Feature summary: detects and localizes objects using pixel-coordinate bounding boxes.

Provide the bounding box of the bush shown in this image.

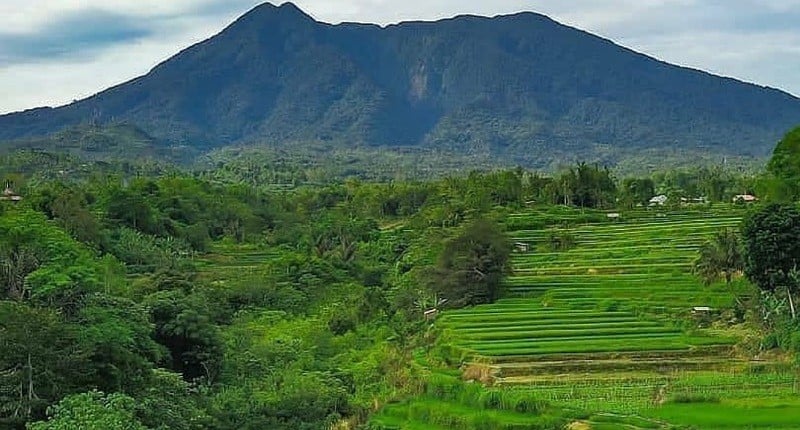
[478,390,504,409]
[669,394,721,404]
[547,231,576,251]
[511,395,548,414]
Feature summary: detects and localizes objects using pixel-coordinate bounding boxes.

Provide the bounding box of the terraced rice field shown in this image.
[196,243,282,282]
[442,208,744,365]
[436,206,800,426]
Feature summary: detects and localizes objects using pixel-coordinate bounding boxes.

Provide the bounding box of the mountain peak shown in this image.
[1,4,799,168]
[278,2,305,13]
[242,1,315,22]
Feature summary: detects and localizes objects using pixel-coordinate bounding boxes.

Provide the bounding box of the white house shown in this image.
[733,194,758,203]
[648,195,668,206]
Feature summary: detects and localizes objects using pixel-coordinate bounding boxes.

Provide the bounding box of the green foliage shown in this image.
[0,209,105,307]
[143,290,224,382]
[212,311,350,429]
[3,155,793,430]
[547,231,576,252]
[108,227,191,272]
[765,126,800,201]
[693,228,744,286]
[433,219,511,308]
[132,369,210,430]
[551,163,617,208]
[0,302,82,426]
[619,177,655,207]
[27,391,147,430]
[75,294,164,393]
[742,203,800,293]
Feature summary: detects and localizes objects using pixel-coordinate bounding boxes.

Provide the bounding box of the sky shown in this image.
[1,0,799,114]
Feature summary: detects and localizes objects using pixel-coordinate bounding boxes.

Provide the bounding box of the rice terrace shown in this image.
[372,206,800,429]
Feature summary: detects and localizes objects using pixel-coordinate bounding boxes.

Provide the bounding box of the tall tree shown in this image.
[693,228,744,304]
[620,178,656,208]
[764,126,800,202]
[0,302,83,425]
[432,219,511,308]
[742,203,800,318]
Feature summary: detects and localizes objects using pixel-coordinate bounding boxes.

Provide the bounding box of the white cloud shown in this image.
[0,0,797,114]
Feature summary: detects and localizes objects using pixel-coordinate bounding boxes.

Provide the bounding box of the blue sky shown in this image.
[1,0,798,114]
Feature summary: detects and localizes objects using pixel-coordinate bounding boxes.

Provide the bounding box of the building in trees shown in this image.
[1,182,22,202]
[732,194,758,203]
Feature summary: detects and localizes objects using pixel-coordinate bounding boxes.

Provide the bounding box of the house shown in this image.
[607,213,621,220]
[514,242,530,253]
[424,308,438,321]
[0,183,22,202]
[681,197,708,205]
[733,194,758,203]
[649,195,668,206]
[691,306,716,327]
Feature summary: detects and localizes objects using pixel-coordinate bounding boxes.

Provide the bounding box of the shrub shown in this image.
[669,394,720,404]
[547,231,576,251]
[478,390,504,409]
[511,395,548,414]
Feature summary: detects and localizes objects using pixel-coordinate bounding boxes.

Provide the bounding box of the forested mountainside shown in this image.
[1,2,799,168]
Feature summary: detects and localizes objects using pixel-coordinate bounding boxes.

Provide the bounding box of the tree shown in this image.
[742,203,800,318]
[144,290,224,383]
[0,302,83,425]
[27,391,147,430]
[0,210,105,307]
[432,219,511,308]
[133,369,210,430]
[764,126,800,202]
[552,163,617,208]
[693,228,744,304]
[0,239,41,301]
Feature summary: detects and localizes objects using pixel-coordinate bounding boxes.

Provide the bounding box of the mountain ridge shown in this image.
[1,2,799,168]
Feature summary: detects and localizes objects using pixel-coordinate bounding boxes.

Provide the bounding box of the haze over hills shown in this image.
[1,2,799,168]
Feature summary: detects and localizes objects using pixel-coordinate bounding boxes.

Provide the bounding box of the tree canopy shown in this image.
[694,228,744,287]
[432,219,511,308]
[764,126,800,202]
[742,203,800,293]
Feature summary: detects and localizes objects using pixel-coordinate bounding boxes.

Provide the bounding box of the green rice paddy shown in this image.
[413,205,800,429]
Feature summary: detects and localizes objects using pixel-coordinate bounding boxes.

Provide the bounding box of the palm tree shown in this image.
[693,228,744,303]
[0,244,40,300]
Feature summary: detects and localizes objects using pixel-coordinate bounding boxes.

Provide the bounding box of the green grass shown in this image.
[369,397,569,430]
[642,397,800,429]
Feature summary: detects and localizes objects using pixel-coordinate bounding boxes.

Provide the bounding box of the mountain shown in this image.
[2,2,800,168]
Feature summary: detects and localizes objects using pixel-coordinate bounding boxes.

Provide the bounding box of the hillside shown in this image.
[1,2,800,167]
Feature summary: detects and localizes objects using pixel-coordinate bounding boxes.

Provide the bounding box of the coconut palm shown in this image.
[693,228,744,303]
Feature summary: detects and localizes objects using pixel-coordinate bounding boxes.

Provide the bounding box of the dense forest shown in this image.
[0,126,799,429]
